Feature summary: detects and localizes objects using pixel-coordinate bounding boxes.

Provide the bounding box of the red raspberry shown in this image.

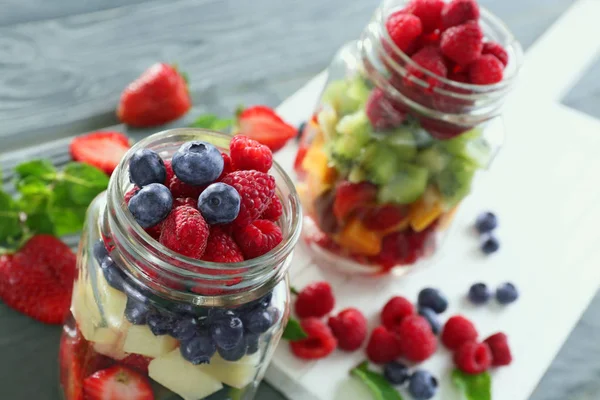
[328,308,368,351]
[173,197,198,208]
[165,160,205,199]
[441,315,478,350]
[159,205,209,259]
[229,135,273,173]
[442,0,480,30]
[125,187,139,203]
[385,11,423,53]
[290,318,337,360]
[408,46,448,85]
[381,296,415,331]
[482,41,508,67]
[366,325,402,364]
[448,70,470,83]
[261,194,283,221]
[295,281,335,319]
[440,21,483,66]
[234,219,282,259]
[218,152,233,180]
[220,170,276,227]
[454,341,492,374]
[119,354,152,374]
[395,315,437,362]
[365,88,407,131]
[405,0,444,33]
[469,54,504,85]
[201,226,244,263]
[484,332,513,366]
[145,224,163,240]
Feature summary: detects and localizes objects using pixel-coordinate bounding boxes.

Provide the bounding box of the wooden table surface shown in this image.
[1,0,598,399]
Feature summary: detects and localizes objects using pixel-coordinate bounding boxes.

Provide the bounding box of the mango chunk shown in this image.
[335,218,382,256]
[409,195,444,232]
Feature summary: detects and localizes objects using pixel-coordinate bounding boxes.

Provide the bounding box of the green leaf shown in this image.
[290,286,300,296]
[59,162,109,206]
[451,369,491,400]
[350,362,404,400]
[14,160,56,181]
[25,212,55,235]
[210,118,233,131]
[0,191,23,243]
[282,318,308,341]
[189,114,233,131]
[49,206,87,237]
[15,176,52,197]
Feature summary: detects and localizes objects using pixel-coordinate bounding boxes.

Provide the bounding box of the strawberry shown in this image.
[83,366,153,400]
[119,354,152,375]
[69,131,130,175]
[235,106,297,152]
[360,204,410,232]
[333,181,377,223]
[0,235,76,324]
[117,63,191,127]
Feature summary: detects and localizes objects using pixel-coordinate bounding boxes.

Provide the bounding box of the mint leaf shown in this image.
[14,160,56,181]
[282,318,308,341]
[0,191,22,243]
[16,176,52,197]
[60,162,109,206]
[25,212,55,235]
[451,369,491,400]
[210,118,233,131]
[351,362,403,400]
[190,114,233,131]
[49,207,87,237]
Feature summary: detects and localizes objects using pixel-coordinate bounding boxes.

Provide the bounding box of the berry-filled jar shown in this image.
[295,0,522,274]
[59,129,301,400]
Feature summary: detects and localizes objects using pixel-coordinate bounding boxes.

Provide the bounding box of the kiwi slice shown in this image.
[377,164,429,205]
[321,77,370,116]
[383,128,418,161]
[361,143,400,185]
[347,164,368,183]
[434,158,477,207]
[416,146,450,174]
[438,128,492,168]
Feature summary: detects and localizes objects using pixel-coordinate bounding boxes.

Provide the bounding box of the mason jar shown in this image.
[295,0,522,275]
[59,129,301,400]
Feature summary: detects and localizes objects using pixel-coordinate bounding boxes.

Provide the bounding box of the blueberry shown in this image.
[260,292,273,308]
[296,121,306,142]
[102,259,125,291]
[496,282,519,305]
[417,288,448,314]
[171,141,224,186]
[383,361,409,385]
[128,183,173,228]
[210,313,244,351]
[122,282,151,305]
[481,233,500,254]
[180,334,216,365]
[245,333,260,355]
[129,148,167,187]
[242,308,274,334]
[93,240,108,263]
[475,211,498,234]
[418,307,441,335]
[408,370,438,400]
[217,338,247,362]
[198,183,241,224]
[171,317,199,341]
[147,312,176,336]
[125,298,151,325]
[468,283,491,305]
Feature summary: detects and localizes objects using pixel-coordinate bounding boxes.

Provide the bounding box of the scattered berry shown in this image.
[385,11,423,53]
[408,46,448,84]
[128,183,173,228]
[261,194,283,221]
[454,341,492,374]
[128,148,166,187]
[475,211,498,233]
[290,318,337,360]
[117,63,191,128]
[408,370,438,400]
[124,298,151,325]
[405,0,444,33]
[210,312,244,351]
[83,366,153,400]
[395,315,437,362]
[119,354,152,375]
[328,308,368,351]
[366,325,402,364]
[235,106,297,152]
[201,226,244,263]
[69,131,130,175]
[234,219,283,259]
[230,135,273,173]
[484,332,513,366]
[482,41,509,67]
[172,141,224,186]
[441,0,480,29]
[496,282,518,304]
[180,335,216,365]
[480,233,500,254]
[440,21,483,66]
[468,283,491,305]
[365,88,406,131]
[441,315,478,350]
[417,287,448,314]
[220,170,276,227]
[381,296,415,331]
[418,307,442,334]
[469,54,504,84]
[159,205,209,259]
[384,361,410,385]
[198,182,241,225]
[295,281,335,319]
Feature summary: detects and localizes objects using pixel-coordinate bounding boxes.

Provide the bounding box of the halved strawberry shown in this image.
[119,354,152,375]
[332,181,377,223]
[360,204,410,232]
[235,106,297,152]
[69,131,130,175]
[83,366,153,400]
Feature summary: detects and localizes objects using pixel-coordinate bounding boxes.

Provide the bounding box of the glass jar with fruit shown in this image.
[295,0,522,274]
[59,129,301,400]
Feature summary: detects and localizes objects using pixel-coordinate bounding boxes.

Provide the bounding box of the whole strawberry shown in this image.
[117,63,191,127]
[295,281,335,318]
[159,205,209,259]
[328,308,368,351]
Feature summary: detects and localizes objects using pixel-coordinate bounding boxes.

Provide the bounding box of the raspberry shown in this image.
[395,315,437,362]
[405,0,444,33]
[441,0,480,29]
[328,308,368,351]
[173,197,197,208]
[220,170,276,227]
[261,194,283,221]
[385,11,423,53]
[159,205,209,259]
[125,187,139,203]
[454,341,492,374]
[469,54,504,85]
[234,219,283,259]
[145,224,163,240]
[218,152,233,180]
[366,325,402,364]
[165,160,205,199]
[482,41,508,67]
[381,296,415,331]
[448,70,470,83]
[229,135,273,173]
[441,315,478,350]
[201,226,244,263]
[365,88,407,131]
[440,21,483,66]
[484,332,513,366]
[295,281,335,319]
[408,46,448,85]
[290,318,337,360]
